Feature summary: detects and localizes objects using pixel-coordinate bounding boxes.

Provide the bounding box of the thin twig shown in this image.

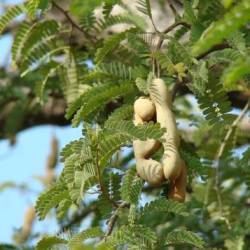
[168,0,179,17]
[152,21,190,77]
[51,1,88,37]
[156,21,190,50]
[214,98,250,227]
[105,202,129,237]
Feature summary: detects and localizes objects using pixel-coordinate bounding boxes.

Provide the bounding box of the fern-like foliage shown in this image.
[104,224,157,249]
[104,120,166,141]
[20,20,60,58]
[189,62,233,126]
[34,61,61,102]
[95,29,131,63]
[192,0,250,56]
[164,229,205,249]
[137,0,154,28]
[56,198,72,219]
[120,168,143,204]
[11,22,31,64]
[98,133,132,168]
[68,227,103,248]
[83,62,135,82]
[26,0,40,19]
[68,82,136,126]
[105,104,133,125]
[0,4,24,34]
[139,198,188,217]
[35,181,70,220]
[222,56,250,90]
[36,236,67,250]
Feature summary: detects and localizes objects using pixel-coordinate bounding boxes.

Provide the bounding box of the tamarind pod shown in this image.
[134,97,156,122]
[149,78,182,180]
[136,158,165,186]
[22,206,36,241]
[133,106,164,185]
[168,161,187,202]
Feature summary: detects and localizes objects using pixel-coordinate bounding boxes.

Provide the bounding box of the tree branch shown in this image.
[105,202,129,237]
[59,204,97,233]
[51,1,89,38]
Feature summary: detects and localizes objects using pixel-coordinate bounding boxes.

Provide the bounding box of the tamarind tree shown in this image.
[1,0,250,249]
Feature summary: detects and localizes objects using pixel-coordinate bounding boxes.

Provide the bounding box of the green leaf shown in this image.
[192,0,250,56]
[21,20,60,57]
[21,45,68,77]
[83,62,134,82]
[34,61,61,102]
[56,198,71,219]
[11,22,32,64]
[35,182,70,220]
[105,104,134,126]
[69,82,136,126]
[98,133,132,168]
[104,120,166,141]
[137,0,152,19]
[26,0,40,19]
[120,168,143,204]
[36,236,67,250]
[95,30,128,63]
[140,198,188,217]
[164,230,205,249]
[104,224,157,249]
[0,4,24,34]
[68,227,103,248]
[222,56,250,90]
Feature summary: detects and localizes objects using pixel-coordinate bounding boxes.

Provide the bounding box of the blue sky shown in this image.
[0,0,84,244]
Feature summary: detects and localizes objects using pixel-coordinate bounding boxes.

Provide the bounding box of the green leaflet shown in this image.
[11,22,32,64]
[34,61,61,103]
[35,182,70,220]
[104,120,166,141]
[36,236,67,250]
[164,230,205,249]
[190,62,233,126]
[60,138,84,162]
[192,0,250,56]
[137,0,152,20]
[97,14,139,31]
[62,139,96,203]
[21,44,68,77]
[56,198,71,219]
[0,4,24,34]
[69,82,136,126]
[26,0,40,19]
[20,20,60,57]
[63,51,81,104]
[120,168,143,204]
[105,104,133,126]
[98,133,132,168]
[68,227,103,248]
[104,224,157,249]
[183,0,197,25]
[239,147,250,191]
[139,198,188,217]
[180,149,208,177]
[83,62,134,82]
[95,31,128,63]
[222,56,250,90]
[80,10,96,32]
[151,51,175,75]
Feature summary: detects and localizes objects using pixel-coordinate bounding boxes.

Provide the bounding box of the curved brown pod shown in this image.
[133,78,187,201]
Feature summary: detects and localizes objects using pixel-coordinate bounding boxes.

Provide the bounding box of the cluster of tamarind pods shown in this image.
[133,78,187,202]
